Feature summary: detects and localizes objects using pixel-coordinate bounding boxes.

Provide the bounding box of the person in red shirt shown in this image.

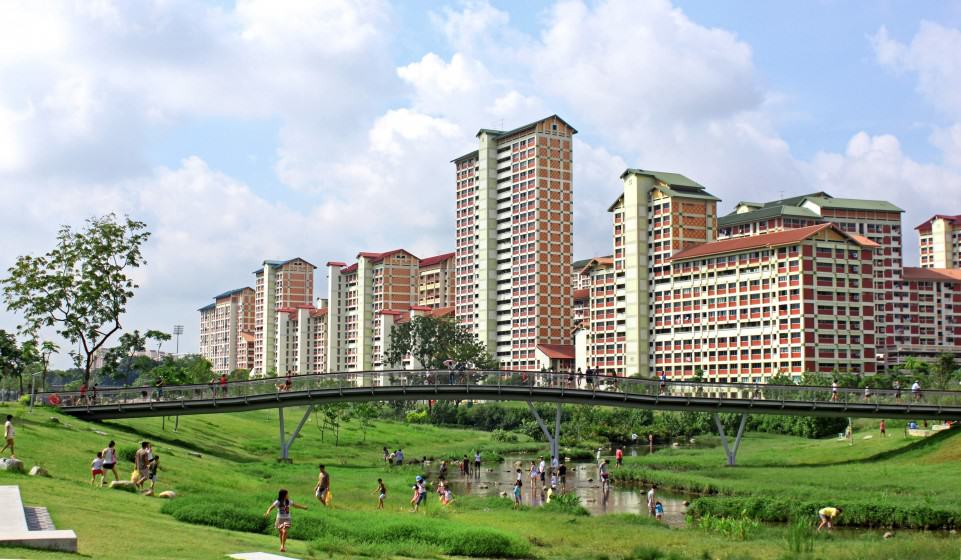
[615,448,624,468]
[219,374,228,396]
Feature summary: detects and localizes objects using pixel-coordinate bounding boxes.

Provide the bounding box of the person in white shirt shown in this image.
[911,381,922,402]
[91,451,105,486]
[538,457,546,486]
[1,415,14,457]
[101,441,119,481]
[646,484,657,515]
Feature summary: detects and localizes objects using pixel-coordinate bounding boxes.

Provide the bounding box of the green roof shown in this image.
[718,205,824,228]
[475,114,578,139]
[761,192,832,208]
[451,149,478,163]
[619,169,720,201]
[803,196,904,213]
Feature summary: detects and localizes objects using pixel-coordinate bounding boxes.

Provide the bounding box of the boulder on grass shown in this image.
[49,417,60,424]
[158,490,177,499]
[28,465,50,477]
[109,480,138,492]
[0,458,24,472]
[883,532,894,539]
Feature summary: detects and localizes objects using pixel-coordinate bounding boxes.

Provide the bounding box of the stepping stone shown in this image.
[229,553,296,559]
[28,466,50,477]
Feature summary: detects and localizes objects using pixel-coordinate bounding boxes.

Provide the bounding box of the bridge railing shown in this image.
[33,370,961,411]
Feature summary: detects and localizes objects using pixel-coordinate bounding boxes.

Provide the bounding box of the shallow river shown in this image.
[444,452,689,527]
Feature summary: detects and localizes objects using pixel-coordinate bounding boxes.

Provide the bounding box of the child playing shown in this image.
[91,451,105,486]
[512,480,522,509]
[655,501,664,521]
[375,478,387,509]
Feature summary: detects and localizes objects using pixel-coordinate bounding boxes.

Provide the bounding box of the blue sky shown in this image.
[2,0,961,364]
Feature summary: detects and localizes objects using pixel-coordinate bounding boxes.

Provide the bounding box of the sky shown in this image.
[2,0,961,367]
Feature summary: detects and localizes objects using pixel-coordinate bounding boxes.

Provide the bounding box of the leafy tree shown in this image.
[902,357,929,379]
[1,214,150,385]
[0,329,26,394]
[147,355,213,386]
[229,368,250,381]
[99,330,148,383]
[145,330,171,355]
[349,402,383,443]
[384,315,497,370]
[932,353,958,391]
[315,402,350,445]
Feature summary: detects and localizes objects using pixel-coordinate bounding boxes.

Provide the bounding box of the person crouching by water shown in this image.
[264,488,307,553]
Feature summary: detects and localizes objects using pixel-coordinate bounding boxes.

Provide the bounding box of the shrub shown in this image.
[695,512,759,540]
[785,518,815,554]
[492,429,519,443]
[18,395,30,406]
[405,409,429,424]
[540,492,589,516]
[117,446,139,464]
[163,501,268,533]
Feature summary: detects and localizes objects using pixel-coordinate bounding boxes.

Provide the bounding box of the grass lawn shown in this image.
[1,404,959,559]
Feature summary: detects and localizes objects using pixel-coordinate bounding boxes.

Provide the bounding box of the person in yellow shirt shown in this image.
[817,506,842,532]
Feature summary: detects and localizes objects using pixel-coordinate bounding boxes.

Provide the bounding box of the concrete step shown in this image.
[24,506,56,531]
[0,485,77,553]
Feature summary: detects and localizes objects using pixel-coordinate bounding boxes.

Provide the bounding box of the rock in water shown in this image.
[28,465,50,477]
[0,458,24,472]
[109,480,138,492]
[158,490,177,499]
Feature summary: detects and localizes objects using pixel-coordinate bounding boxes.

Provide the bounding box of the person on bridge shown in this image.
[219,373,228,396]
[831,381,839,401]
[314,464,330,506]
[911,380,923,401]
[1,415,15,458]
[816,506,842,532]
[264,488,307,553]
[893,380,902,403]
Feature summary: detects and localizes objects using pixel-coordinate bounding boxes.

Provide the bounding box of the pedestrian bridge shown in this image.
[39,371,961,466]
[40,370,961,421]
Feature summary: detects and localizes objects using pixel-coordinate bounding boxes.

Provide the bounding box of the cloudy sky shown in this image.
[2,0,961,365]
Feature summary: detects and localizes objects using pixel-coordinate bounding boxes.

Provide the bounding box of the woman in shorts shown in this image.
[264,488,307,552]
[101,441,119,481]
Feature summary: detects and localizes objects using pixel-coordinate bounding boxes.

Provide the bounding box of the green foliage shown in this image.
[383,315,497,369]
[491,429,519,443]
[1,213,151,384]
[752,415,847,439]
[932,353,958,391]
[18,394,30,405]
[0,329,28,394]
[629,546,687,560]
[540,492,589,516]
[161,500,269,533]
[785,518,815,554]
[689,496,961,529]
[117,446,139,464]
[348,402,382,442]
[405,409,429,424]
[315,402,349,445]
[695,512,759,540]
[148,354,214,386]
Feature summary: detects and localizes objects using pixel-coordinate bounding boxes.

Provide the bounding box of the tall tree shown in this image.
[384,315,497,369]
[0,330,26,394]
[932,353,958,391]
[145,329,171,355]
[1,214,150,385]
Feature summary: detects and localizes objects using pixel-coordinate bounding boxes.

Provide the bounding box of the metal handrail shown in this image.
[35,369,961,411]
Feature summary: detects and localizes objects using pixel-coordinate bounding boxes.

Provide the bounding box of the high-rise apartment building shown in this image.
[275,300,328,375]
[453,115,576,370]
[887,267,961,367]
[917,214,961,268]
[653,224,878,380]
[252,258,315,376]
[198,287,255,375]
[417,252,455,308]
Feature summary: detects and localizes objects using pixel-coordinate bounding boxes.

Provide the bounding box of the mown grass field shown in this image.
[1,404,959,559]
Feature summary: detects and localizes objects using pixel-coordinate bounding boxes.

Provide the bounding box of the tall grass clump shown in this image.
[785,518,815,554]
[540,492,589,516]
[695,512,759,541]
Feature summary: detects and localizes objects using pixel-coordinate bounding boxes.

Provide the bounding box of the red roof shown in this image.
[309,308,328,317]
[671,223,873,261]
[326,261,347,267]
[577,256,614,275]
[240,331,255,343]
[358,249,418,262]
[573,288,589,300]
[915,214,961,231]
[409,305,433,312]
[536,344,576,360]
[848,234,880,248]
[902,267,961,282]
[379,310,405,316]
[420,252,455,267]
[341,264,358,274]
[429,306,454,318]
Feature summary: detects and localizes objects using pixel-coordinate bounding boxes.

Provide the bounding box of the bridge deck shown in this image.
[39,371,961,422]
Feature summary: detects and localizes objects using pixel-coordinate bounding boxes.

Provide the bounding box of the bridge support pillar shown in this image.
[713,413,747,466]
[527,402,561,461]
[278,406,314,463]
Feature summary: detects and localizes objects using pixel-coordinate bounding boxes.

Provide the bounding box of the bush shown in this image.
[785,518,815,554]
[18,395,30,406]
[117,446,139,464]
[161,501,268,533]
[492,429,519,443]
[689,496,961,529]
[695,512,759,540]
[405,409,429,424]
[540,492,589,516]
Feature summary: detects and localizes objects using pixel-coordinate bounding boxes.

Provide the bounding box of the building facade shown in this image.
[418,252,455,308]
[653,224,878,381]
[252,258,315,376]
[917,214,961,269]
[198,287,255,375]
[886,267,961,367]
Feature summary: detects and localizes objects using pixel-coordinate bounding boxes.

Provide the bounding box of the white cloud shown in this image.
[871,22,961,120]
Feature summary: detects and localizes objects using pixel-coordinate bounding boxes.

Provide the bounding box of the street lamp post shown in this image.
[173,325,184,356]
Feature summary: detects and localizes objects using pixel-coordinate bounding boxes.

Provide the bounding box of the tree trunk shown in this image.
[84,352,93,386]
[17,372,23,396]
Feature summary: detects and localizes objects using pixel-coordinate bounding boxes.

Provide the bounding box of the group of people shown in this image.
[262,464,331,553]
[830,379,924,402]
[88,439,159,492]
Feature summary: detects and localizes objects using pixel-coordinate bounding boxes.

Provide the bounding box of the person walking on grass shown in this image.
[410,476,428,512]
[101,441,119,481]
[880,419,887,437]
[146,454,159,494]
[91,451,105,486]
[1,415,15,458]
[264,488,307,553]
[817,506,842,532]
[314,464,330,506]
[375,478,387,509]
[134,441,151,488]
